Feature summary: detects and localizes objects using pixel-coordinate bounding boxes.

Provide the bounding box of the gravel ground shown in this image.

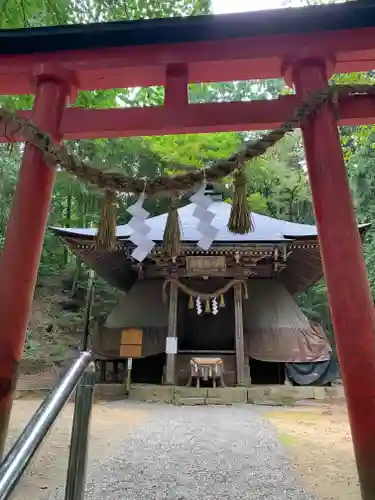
[50,403,315,500]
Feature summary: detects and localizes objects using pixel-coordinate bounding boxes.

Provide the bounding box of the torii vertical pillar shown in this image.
[288,57,375,500]
[0,65,75,458]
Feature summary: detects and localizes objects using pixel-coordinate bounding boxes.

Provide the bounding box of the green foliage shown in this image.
[147,132,241,169]
[0,0,71,29]
[189,79,285,103]
[244,134,313,222]
[0,0,211,29]
[23,329,40,359]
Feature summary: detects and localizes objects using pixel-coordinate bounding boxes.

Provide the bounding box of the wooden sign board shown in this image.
[120,328,143,358]
[165,337,178,354]
[121,328,142,345]
[120,345,142,358]
[186,256,226,275]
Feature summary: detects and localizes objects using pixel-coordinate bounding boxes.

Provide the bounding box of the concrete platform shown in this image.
[94,383,127,401]
[17,383,344,405]
[123,384,345,406]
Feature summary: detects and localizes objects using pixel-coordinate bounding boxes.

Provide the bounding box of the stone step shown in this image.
[176,397,205,406]
[205,397,227,405]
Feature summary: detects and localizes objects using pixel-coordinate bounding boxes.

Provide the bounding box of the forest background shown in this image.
[0,0,373,364]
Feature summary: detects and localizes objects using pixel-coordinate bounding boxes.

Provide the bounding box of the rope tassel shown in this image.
[204,299,211,314]
[95,189,117,251]
[188,295,194,310]
[162,196,181,258]
[228,163,254,235]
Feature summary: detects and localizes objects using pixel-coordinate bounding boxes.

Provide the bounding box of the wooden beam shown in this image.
[234,282,247,386]
[294,59,375,500]
[0,27,373,95]
[1,94,374,142]
[164,280,178,385]
[141,269,268,279]
[0,72,71,458]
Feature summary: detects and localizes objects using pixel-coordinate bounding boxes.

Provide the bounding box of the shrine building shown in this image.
[52,187,366,387]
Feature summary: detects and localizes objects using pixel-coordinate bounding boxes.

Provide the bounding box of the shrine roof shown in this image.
[51,200,369,295]
[0,2,373,55]
[51,200,321,244]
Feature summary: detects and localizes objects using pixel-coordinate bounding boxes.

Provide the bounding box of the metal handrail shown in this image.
[64,362,96,500]
[0,351,94,500]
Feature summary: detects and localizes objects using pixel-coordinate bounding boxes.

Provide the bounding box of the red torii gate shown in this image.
[0,2,375,498]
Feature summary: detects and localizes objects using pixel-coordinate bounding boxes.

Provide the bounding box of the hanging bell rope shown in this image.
[162,195,181,258]
[95,189,118,251]
[228,155,254,235]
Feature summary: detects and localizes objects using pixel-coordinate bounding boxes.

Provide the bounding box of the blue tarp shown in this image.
[286,356,339,386]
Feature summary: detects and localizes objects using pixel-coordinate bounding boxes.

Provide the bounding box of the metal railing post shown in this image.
[64,361,96,500]
[0,351,92,500]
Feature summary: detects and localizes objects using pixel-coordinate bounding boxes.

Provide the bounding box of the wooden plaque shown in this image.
[121,328,143,345]
[186,256,226,274]
[120,328,143,358]
[120,345,142,358]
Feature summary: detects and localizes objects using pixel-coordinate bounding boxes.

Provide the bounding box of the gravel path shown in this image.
[51,403,315,500]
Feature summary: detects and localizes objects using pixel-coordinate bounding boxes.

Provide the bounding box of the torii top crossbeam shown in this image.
[0,2,374,91]
[0,2,375,141]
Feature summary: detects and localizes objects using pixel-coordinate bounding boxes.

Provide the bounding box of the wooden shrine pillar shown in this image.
[0,65,75,458]
[288,57,375,500]
[234,283,246,386]
[164,281,178,385]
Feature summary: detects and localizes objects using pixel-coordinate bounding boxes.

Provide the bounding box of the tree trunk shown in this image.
[63,188,72,266]
[71,194,88,296]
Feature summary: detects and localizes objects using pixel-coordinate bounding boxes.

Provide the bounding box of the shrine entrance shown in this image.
[131,353,166,385]
[249,359,286,386]
[176,287,236,387]
[178,289,235,352]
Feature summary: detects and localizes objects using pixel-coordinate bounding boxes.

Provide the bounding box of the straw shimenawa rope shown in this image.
[162,277,249,304]
[228,154,254,234]
[162,195,181,258]
[0,84,374,197]
[95,189,118,250]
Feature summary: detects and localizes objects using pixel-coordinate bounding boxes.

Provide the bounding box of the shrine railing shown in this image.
[0,351,95,500]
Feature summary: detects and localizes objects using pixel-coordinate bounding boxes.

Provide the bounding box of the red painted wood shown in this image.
[292,59,375,500]
[164,64,189,108]
[0,94,374,142]
[0,28,373,94]
[0,69,72,457]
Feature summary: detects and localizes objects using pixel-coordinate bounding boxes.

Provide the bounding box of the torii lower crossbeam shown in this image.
[0,94,374,141]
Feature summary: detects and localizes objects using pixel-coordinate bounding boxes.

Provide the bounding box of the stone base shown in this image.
[127,384,345,406]
[247,385,345,405]
[128,385,174,403]
[94,383,127,401]
[14,383,346,406]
